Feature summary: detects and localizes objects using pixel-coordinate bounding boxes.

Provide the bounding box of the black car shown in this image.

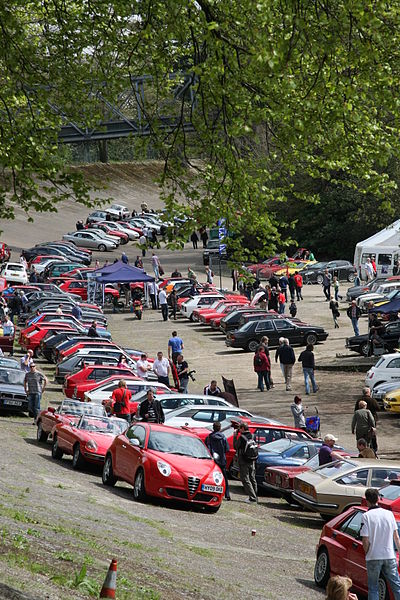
[301,260,356,284]
[345,320,400,356]
[219,308,268,333]
[346,277,389,302]
[203,240,229,266]
[55,354,122,383]
[0,368,28,414]
[42,334,95,362]
[225,318,328,352]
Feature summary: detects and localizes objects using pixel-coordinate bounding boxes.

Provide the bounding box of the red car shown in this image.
[198,303,248,325]
[86,222,129,244]
[52,415,128,468]
[58,340,118,362]
[0,242,11,263]
[186,419,313,472]
[102,422,225,512]
[36,398,106,442]
[117,221,143,236]
[264,450,352,504]
[359,479,400,512]
[63,364,137,399]
[191,299,246,322]
[314,505,400,598]
[19,323,77,354]
[247,256,305,279]
[59,279,119,303]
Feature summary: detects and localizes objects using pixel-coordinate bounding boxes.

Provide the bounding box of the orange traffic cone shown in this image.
[99,558,117,598]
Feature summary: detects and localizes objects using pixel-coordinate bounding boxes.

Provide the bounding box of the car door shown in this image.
[384,357,400,381]
[327,262,338,278]
[255,320,274,342]
[274,319,299,343]
[384,322,400,347]
[329,510,366,591]
[333,468,369,512]
[118,425,147,483]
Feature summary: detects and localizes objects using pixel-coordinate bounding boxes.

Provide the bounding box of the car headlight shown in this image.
[212,471,224,485]
[85,439,98,451]
[157,460,171,477]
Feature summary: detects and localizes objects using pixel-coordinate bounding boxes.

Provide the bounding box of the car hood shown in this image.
[0,384,26,395]
[267,465,309,476]
[147,450,215,477]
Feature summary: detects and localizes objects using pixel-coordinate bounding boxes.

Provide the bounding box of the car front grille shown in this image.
[165,488,188,500]
[193,492,213,503]
[187,476,200,495]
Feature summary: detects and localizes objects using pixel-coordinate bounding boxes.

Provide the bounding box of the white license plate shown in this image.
[201,484,223,493]
[4,399,22,406]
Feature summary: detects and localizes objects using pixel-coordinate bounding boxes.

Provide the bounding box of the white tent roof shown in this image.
[356,219,400,249]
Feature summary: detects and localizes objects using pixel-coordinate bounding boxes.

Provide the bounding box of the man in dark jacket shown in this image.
[355,387,380,453]
[87,321,99,337]
[347,300,362,335]
[253,345,271,391]
[288,274,296,301]
[139,389,165,423]
[351,400,375,444]
[298,344,318,394]
[233,422,258,503]
[205,422,230,500]
[275,338,296,391]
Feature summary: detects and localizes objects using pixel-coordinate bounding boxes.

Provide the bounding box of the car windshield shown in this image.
[303,454,321,469]
[61,401,105,416]
[379,484,400,500]
[259,438,295,453]
[78,416,127,433]
[0,369,26,385]
[316,459,357,478]
[148,431,211,459]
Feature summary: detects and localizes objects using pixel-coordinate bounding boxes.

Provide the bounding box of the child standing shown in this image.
[289,300,297,318]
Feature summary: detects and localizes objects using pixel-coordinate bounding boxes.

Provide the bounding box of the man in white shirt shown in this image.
[158,288,168,321]
[136,353,151,379]
[149,281,158,310]
[139,234,146,257]
[2,316,15,355]
[152,351,170,387]
[361,487,400,600]
[365,258,374,281]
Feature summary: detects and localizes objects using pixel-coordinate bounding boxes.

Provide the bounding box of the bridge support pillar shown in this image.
[98,140,108,163]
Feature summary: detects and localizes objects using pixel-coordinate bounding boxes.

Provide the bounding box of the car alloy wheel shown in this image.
[314,548,330,587]
[98,244,106,252]
[348,273,355,282]
[305,333,317,345]
[316,274,323,285]
[72,445,84,470]
[102,455,117,486]
[247,340,259,353]
[133,469,146,502]
[36,421,48,443]
[360,341,370,357]
[52,436,63,460]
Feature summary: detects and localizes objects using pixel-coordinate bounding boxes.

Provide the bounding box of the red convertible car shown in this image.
[192,300,248,323]
[57,340,117,362]
[247,256,306,279]
[36,398,106,442]
[264,450,352,504]
[314,505,400,598]
[20,323,76,354]
[63,364,137,399]
[102,423,225,512]
[52,415,128,469]
[198,303,248,325]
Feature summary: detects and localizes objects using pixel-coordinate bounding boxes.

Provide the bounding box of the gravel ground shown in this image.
[0,182,395,599]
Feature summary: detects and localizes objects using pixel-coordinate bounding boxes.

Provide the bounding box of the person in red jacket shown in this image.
[293,271,303,301]
[111,380,132,423]
[253,345,271,391]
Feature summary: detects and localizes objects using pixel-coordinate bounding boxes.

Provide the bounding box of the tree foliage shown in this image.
[2,1,400,256]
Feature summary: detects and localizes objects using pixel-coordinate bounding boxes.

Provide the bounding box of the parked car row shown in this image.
[246,255,357,284]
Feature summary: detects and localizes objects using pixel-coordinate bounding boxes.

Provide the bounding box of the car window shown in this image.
[191,410,214,422]
[253,428,284,445]
[340,510,364,539]
[371,468,400,488]
[387,358,400,369]
[292,446,310,458]
[206,398,222,406]
[161,398,189,410]
[126,425,146,447]
[274,320,292,330]
[336,469,369,487]
[379,483,400,500]
[255,320,274,332]
[378,254,392,266]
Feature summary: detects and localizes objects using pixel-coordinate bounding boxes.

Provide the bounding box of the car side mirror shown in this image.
[69,421,75,427]
[48,407,55,414]
[129,438,140,447]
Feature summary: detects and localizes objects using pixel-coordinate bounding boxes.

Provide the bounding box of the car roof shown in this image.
[140,422,206,439]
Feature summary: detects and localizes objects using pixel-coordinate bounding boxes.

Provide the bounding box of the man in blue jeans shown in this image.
[361,487,400,600]
[298,344,318,394]
[347,300,362,336]
[24,363,48,423]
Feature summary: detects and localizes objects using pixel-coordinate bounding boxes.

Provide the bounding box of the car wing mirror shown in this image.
[48,407,56,414]
[129,438,140,447]
[69,421,75,426]
[213,452,220,461]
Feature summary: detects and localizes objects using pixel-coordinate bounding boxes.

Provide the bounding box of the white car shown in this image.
[133,392,232,415]
[366,353,400,388]
[107,204,130,220]
[34,257,67,274]
[357,283,400,310]
[180,294,224,320]
[83,378,169,403]
[163,405,261,428]
[0,262,28,284]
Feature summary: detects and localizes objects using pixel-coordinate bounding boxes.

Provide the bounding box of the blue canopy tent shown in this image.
[92,261,155,306]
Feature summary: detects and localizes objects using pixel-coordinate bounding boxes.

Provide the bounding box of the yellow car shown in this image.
[383,389,400,413]
[275,260,315,276]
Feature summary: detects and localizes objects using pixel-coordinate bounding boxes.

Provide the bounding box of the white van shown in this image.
[354,220,400,279]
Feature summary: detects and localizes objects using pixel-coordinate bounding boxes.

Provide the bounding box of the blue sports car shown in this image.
[231,438,344,487]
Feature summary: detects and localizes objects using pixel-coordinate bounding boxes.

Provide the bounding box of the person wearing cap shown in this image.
[347,300,362,336]
[24,363,48,423]
[20,349,34,373]
[318,434,342,466]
